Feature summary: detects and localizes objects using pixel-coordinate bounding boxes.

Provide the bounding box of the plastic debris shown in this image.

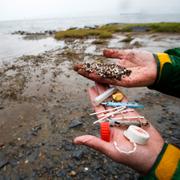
[82,62,131,80]
[94,87,117,105]
[112,92,123,102]
[101,102,144,108]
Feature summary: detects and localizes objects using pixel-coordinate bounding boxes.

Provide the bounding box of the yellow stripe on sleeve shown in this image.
[155,144,180,180]
[157,53,172,77]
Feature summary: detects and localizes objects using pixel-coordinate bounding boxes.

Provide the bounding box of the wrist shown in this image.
[142,143,180,179]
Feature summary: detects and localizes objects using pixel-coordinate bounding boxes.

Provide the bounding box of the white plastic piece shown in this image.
[98,106,126,117]
[121,109,135,114]
[93,107,126,124]
[93,87,117,105]
[112,116,144,120]
[90,106,122,116]
[113,140,137,154]
[123,125,150,145]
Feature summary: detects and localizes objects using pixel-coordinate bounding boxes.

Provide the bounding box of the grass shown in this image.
[92,39,107,45]
[55,29,113,39]
[120,22,180,33]
[55,22,180,40]
[121,35,133,42]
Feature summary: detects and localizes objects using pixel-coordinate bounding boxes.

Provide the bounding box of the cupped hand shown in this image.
[74,49,157,87]
[74,83,164,175]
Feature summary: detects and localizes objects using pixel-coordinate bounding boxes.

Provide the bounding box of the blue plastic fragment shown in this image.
[101,102,144,108]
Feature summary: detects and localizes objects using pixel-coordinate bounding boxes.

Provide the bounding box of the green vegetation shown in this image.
[121,35,133,42]
[55,28,113,39]
[119,22,180,33]
[92,39,107,45]
[55,22,180,40]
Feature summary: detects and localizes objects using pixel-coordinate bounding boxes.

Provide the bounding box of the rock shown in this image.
[69,119,82,128]
[27,148,40,162]
[0,143,5,149]
[31,124,42,136]
[121,36,133,43]
[130,38,143,47]
[56,170,66,177]
[84,167,89,171]
[72,149,84,160]
[61,140,75,151]
[69,170,76,176]
[0,152,8,169]
[9,159,18,166]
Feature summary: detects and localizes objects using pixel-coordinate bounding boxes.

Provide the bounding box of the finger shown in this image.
[73,64,83,72]
[95,83,115,115]
[103,49,129,59]
[74,135,114,156]
[88,86,106,118]
[104,49,140,66]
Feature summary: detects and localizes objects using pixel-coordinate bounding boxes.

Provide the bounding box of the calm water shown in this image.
[0,14,180,62]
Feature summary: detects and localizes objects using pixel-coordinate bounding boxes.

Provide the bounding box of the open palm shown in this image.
[74,49,157,87]
[74,83,164,174]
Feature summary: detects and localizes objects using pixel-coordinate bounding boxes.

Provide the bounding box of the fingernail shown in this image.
[74,137,82,145]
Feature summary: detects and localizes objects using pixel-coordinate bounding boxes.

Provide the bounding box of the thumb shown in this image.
[74,135,113,155]
[103,49,127,59]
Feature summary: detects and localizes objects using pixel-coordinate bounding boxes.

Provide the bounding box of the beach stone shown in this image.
[69,119,82,128]
[69,170,76,176]
[56,170,66,177]
[61,140,75,151]
[72,149,84,160]
[0,152,8,169]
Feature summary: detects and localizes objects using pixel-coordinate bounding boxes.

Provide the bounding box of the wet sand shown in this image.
[0,32,180,179]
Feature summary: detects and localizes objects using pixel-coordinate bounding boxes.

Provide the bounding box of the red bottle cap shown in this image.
[100,122,110,142]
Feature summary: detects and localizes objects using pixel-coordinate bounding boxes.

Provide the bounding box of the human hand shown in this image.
[74,83,164,174]
[74,49,157,87]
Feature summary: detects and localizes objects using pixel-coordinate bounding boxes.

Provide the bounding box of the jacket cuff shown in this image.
[149,53,172,88]
[142,143,180,179]
[148,53,175,96]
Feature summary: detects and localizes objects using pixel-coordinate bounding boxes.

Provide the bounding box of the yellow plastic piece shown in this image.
[112,92,123,102]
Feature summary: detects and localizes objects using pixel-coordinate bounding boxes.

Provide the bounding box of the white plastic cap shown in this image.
[123,125,150,145]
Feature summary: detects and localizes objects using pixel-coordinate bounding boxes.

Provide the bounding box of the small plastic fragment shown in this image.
[94,87,117,105]
[112,92,123,102]
[82,62,132,80]
[100,122,111,142]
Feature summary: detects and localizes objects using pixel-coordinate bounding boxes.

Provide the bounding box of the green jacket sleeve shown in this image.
[140,143,180,180]
[148,48,180,97]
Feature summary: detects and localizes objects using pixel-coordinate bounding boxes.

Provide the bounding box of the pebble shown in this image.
[72,149,84,160]
[69,170,76,176]
[69,119,83,128]
[0,152,8,169]
[31,124,42,136]
[0,144,5,149]
[24,160,29,164]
